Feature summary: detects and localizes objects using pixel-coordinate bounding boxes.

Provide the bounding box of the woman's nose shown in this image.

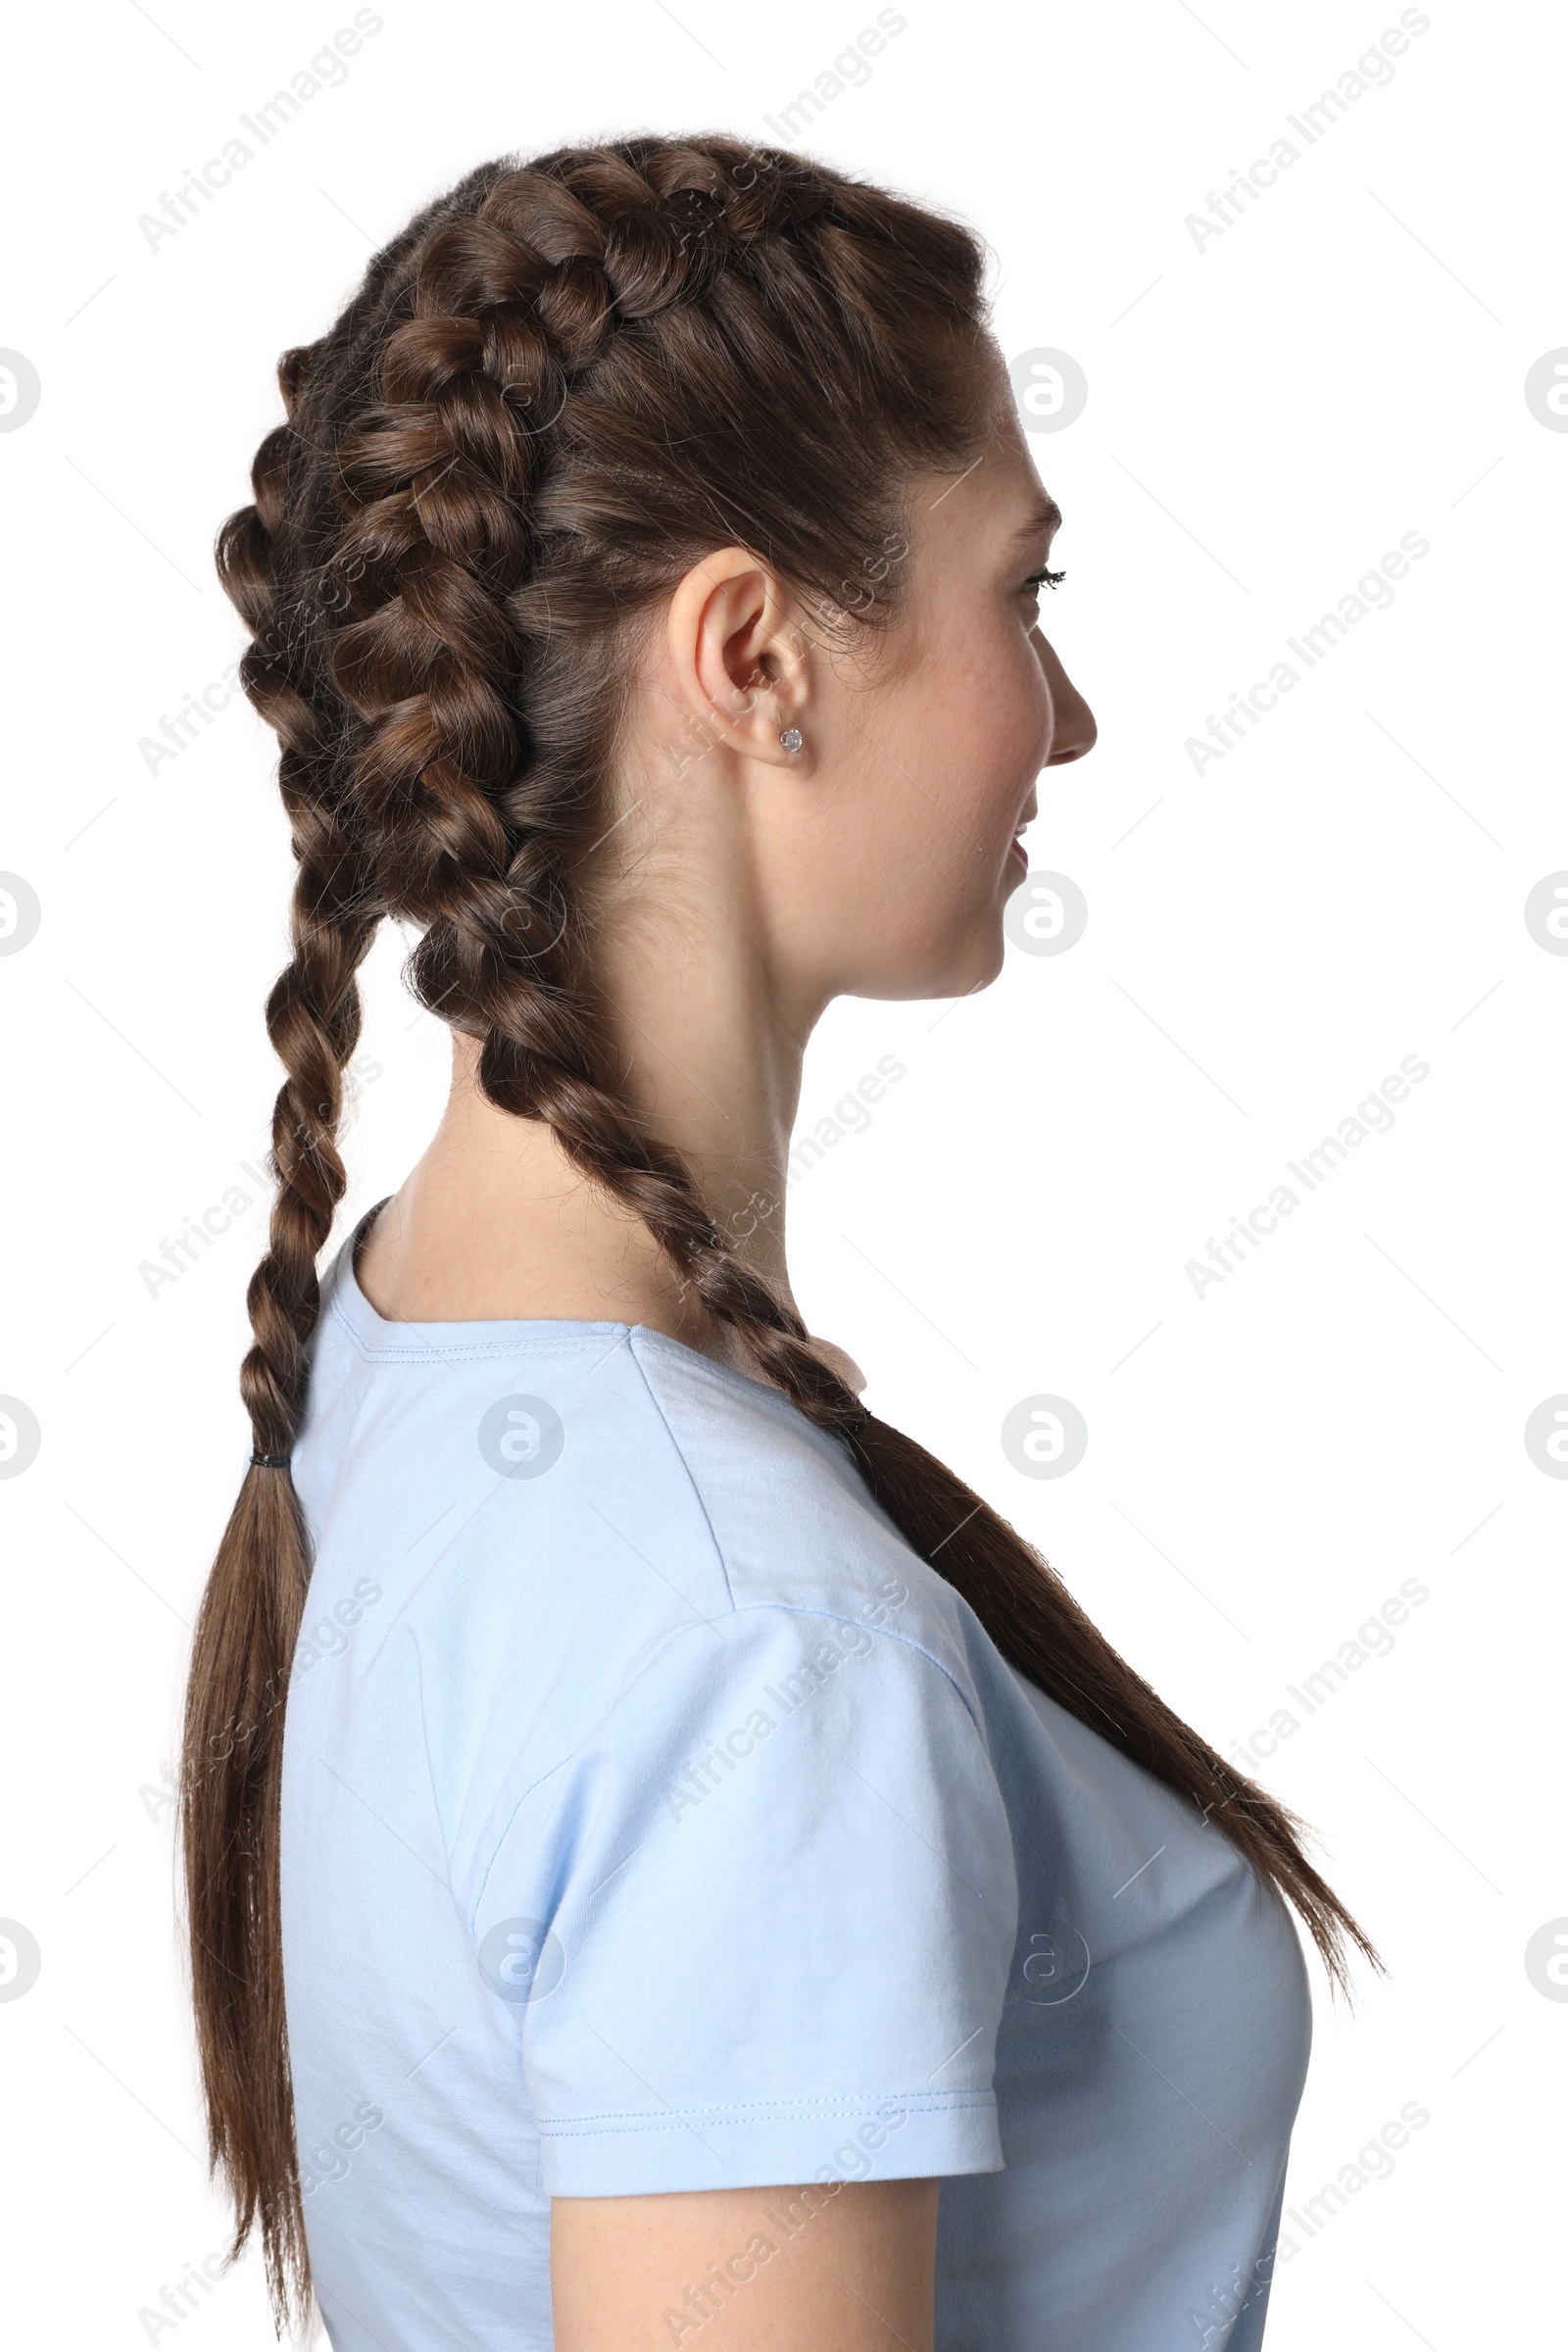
[1039,634,1097,764]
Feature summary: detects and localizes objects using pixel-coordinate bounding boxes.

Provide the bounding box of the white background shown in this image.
[1,0,1563,2343]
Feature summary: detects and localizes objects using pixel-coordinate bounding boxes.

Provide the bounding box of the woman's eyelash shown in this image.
[1023,566,1065,592]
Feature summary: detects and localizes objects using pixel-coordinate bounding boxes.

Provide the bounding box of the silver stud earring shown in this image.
[779,728,804,754]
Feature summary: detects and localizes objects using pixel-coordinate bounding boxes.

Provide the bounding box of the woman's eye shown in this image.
[1022,566,1066,596]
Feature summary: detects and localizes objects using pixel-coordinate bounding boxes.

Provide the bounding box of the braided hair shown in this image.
[182,135,1378,2328]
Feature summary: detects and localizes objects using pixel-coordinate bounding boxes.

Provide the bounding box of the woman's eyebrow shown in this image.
[1012,495,1063,543]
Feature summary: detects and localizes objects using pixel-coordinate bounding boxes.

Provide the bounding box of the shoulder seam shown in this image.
[727,1600,989,1743]
[623,1338,985,1739]
[623,1337,740,1616]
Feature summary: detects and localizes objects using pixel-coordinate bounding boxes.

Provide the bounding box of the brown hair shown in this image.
[182,134,1378,2328]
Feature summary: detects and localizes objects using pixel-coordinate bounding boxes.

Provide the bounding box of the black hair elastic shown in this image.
[250,1451,291,1470]
[842,1404,871,1437]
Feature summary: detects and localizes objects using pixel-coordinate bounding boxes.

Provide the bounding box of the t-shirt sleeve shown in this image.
[470,1600,1020,2197]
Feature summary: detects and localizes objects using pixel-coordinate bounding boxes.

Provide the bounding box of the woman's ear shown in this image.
[664,548,813,769]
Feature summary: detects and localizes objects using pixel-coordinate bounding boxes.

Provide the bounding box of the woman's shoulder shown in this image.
[290,1285,1006,1895]
[293,1265,987,1734]
[624,1326,982,1687]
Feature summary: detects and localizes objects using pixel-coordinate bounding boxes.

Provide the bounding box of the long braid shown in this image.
[181,362,383,2325]
[189,137,1378,2328]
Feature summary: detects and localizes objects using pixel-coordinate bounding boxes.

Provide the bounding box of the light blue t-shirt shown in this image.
[280,1234,1311,2351]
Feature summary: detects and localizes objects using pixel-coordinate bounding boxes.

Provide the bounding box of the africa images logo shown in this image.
[477,1395,566,1480]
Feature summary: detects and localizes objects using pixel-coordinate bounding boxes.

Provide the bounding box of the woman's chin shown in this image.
[869,931,1005,1006]
[906,920,1008,1004]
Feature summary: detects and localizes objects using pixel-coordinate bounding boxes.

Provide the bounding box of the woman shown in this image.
[182,136,1377,2351]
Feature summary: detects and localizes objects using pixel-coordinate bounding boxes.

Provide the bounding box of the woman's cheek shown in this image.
[968,636,1051,813]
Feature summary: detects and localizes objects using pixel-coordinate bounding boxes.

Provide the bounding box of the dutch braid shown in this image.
[186,137,1378,2331]
[181,404,383,2311]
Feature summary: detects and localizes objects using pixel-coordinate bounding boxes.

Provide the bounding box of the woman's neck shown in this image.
[353,724,869,1392]
[353,945,824,1384]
